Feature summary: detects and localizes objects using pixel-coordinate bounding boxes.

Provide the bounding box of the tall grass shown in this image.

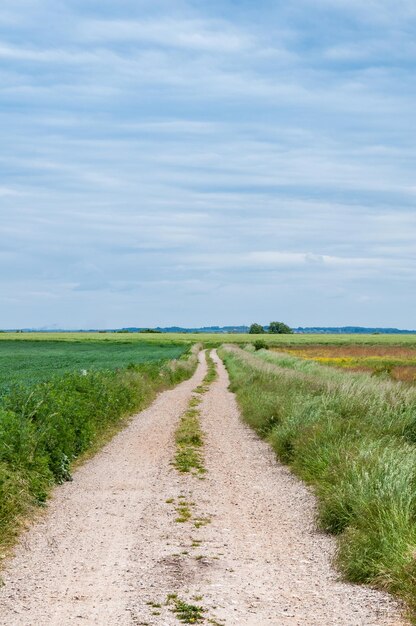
[220,345,416,619]
[0,344,200,551]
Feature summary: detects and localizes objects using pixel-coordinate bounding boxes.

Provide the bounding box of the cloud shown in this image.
[182,250,391,276]
[0,185,23,196]
[0,0,415,327]
[78,18,252,53]
[0,43,98,64]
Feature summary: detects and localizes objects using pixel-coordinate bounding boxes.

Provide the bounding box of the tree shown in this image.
[249,323,265,334]
[268,321,293,334]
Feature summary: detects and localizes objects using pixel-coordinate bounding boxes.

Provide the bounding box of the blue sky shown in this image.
[1,0,415,329]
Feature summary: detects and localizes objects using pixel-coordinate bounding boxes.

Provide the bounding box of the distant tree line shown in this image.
[249,321,293,334]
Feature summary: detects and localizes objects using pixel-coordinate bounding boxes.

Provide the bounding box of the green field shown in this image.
[0,340,188,394]
[1,331,416,346]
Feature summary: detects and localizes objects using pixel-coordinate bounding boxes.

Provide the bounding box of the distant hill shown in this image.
[122,326,251,334]
[6,325,415,334]
[116,326,416,334]
[294,327,416,334]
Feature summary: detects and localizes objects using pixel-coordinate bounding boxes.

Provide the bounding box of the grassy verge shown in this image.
[0,344,200,553]
[220,345,416,620]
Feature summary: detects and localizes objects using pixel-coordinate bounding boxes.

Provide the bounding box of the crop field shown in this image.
[277,345,416,383]
[1,330,416,346]
[0,340,188,394]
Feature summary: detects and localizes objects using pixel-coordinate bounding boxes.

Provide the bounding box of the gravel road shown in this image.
[0,350,407,625]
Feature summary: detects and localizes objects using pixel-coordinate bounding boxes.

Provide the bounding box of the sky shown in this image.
[1,0,415,329]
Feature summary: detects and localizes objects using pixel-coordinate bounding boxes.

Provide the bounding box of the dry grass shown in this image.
[281,345,416,358]
[277,345,416,383]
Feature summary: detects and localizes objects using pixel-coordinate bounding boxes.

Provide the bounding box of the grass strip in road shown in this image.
[173,351,217,476]
[0,344,200,555]
[220,345,416,622]
[174,409,205,475]
[203,351,218,385]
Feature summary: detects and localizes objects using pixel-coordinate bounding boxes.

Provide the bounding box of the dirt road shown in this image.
[0,351,406,625]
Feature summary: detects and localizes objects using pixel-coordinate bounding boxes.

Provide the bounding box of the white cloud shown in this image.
[1,0,416,327]
[0,43,99,64]
[79,18,252,53]
[0,185,23,196]
[184,250,390,273]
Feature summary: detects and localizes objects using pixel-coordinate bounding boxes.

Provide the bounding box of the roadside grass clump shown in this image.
[220,345,416,619]
[0,344,200,552]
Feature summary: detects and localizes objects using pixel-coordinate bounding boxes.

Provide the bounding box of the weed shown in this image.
[191,538,202,547]
[193,517,211,529]
[175,501,193,523]
[167,593,178,602]
[174,447,205,475]
[167,595,205,624]
[193,385,208,394]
